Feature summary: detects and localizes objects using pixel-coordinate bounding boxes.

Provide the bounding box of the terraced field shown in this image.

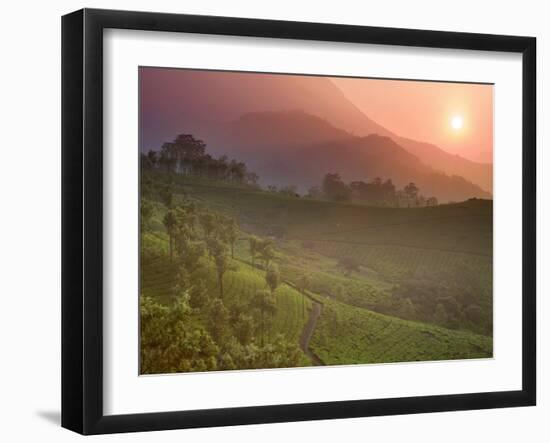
[310,296,492,365]
[141,171,493,370]
[309,241,492,285]
[141,234,311,346]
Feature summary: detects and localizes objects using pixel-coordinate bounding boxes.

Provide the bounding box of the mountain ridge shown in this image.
[139,68,492,197]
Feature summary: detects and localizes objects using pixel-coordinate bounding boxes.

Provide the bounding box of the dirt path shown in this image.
[299,300,324,366]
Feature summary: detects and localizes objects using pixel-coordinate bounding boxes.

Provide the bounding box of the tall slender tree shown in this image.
[248,235,259,267]
[207,238,230,299]
[162,210,177,261]
[221,217,239,259]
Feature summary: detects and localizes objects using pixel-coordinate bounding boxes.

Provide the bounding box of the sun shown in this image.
[450,115,464,130]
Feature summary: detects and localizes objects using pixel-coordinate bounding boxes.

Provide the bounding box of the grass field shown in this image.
[309,295,492,365]
[140,170,493,371]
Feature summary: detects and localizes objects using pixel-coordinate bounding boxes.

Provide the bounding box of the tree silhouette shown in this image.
[322,173,351,202]
[426,196,439,207]
[404,182,419,207]
[160,133,207,175]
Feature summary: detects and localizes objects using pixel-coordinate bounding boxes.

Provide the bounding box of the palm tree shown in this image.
[258,239,276,270]
[221,217,238,258]
[248,235,259,267]
[207,238,230,299]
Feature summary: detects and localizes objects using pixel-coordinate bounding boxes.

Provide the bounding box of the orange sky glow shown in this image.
[332,78,493,163]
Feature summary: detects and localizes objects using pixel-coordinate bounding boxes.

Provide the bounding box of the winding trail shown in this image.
[231,256,326,366]
[298,299,324,366]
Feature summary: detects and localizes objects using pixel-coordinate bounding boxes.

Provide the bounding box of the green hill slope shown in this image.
[310,295,492,365]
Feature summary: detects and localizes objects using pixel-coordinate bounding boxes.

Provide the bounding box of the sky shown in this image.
[139,67,493,165]
[332,77,493,163]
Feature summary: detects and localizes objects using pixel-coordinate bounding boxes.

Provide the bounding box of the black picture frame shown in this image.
[62,8,536,435]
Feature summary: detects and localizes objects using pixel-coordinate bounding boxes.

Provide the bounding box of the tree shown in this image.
[160,133,207,175]
[234,313,255,346]
[307,186,322,199]
[146,150,158,168]
[159,183,174,208]
[297,273,312,319]
[248,235,259,267]
[199,211,217,240]
[174,205,197,236]
[426,196,439,207]
[221,217,239,258]
[279,185,298,196]
[188,279,209,309]
[257,238,276,269]
[381,179,397,206]
[337,256,360,276]
[265,264,281,295]
[245,172,260,187]
[208,298,230,342]
[404,182,419,207]
[250,289,277,346]
[207,238,230,299]
[176,238,205,274]
[140,295,219,374]
[162,210,177,260]
[322,173,351,202]
[140,199,153,232]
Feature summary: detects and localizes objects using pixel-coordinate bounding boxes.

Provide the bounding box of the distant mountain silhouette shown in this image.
[140,68,492,198]
[140,69,389,152]
[227,110,352,149]
[393,136,492,192]
[206,111,490,202]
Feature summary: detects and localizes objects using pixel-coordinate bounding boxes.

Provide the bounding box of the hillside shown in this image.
[141,170,493,372]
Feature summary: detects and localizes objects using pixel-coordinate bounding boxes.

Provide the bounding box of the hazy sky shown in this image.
[332,78,493,163]
[140,67,493,164]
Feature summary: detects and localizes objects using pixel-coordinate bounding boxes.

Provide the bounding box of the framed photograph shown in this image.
[62,8,536,435]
